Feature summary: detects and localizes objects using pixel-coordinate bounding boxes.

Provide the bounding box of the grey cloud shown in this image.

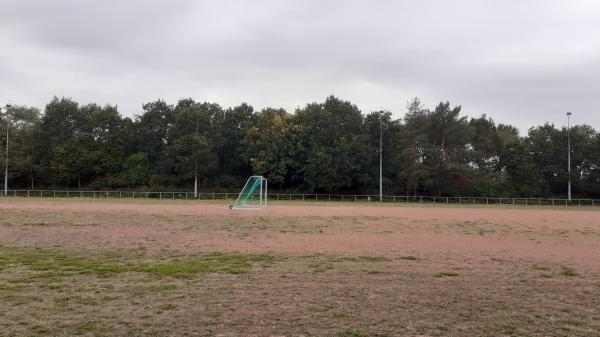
[0,0,599,131]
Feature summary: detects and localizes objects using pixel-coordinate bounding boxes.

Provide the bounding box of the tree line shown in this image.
[1,96,598,198]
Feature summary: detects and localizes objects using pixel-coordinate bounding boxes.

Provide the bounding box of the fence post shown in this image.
[512,198,515,205]
[27,190,30,197]
[159,192,162,200]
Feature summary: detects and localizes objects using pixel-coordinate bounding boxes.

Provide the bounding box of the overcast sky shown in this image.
[1,0,599,133]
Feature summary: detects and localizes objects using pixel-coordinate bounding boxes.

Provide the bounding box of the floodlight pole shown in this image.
[567,112,572,201]
[194,108,199,198]
[379,110,383,202]
[3,104,11,197]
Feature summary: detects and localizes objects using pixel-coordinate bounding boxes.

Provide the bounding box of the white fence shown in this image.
[0,189,599,207]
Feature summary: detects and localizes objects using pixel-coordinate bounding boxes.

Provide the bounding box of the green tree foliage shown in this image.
[293,96,372,193]
[134,100,175,186]
[242,108,296,187]
[214,103,255,185]
[1,105,40,188]
[34,97,85,187]
[169,99,218,186]
[121,152,152,187]
[2,96,599,198]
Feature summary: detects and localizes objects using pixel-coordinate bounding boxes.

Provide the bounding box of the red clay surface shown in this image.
[1,200,599,271]
[2,199,600,336]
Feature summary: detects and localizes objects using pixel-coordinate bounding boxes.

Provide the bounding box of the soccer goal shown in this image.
[230,176,267,210]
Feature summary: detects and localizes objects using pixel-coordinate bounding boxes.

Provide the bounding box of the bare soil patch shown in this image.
[1,199,599,336]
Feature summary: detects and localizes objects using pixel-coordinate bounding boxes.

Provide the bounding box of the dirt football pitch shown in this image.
[1,199,599,337]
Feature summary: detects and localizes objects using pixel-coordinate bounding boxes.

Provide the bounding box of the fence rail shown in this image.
[0,189,598,207]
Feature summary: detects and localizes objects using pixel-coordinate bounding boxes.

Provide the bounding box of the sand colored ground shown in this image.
[1,199,599,337]
[1,200,599,269]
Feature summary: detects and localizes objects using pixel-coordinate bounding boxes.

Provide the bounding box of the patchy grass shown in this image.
[342,256,391,262]
[2,201,600,337]
[334,329,369,337]
[560,267,578,277]
[0,247,275,278]
[436,271,459,277]
[311,263,334,273]
[483,323,523,336]
[158,303,177,311]
[334,329,392,337]
[531,264,551,271]
[64,321,109,336]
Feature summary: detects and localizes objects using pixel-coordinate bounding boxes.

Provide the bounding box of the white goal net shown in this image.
[230,176,267,210]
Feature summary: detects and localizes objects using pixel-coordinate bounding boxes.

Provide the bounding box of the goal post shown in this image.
[230,176,267,210]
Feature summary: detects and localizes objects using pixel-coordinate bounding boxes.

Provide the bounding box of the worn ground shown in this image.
[0,198,599,337]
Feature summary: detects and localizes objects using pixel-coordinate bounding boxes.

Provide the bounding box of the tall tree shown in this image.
[35,97,85,188]
[0,105,40,188]
[169,99,218,194]
[294,96,372,193]
[134,100,175,186]
[3,96,598,199]
[399,98,431,195]
[243,108,296,189]
[214,103,255,186]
